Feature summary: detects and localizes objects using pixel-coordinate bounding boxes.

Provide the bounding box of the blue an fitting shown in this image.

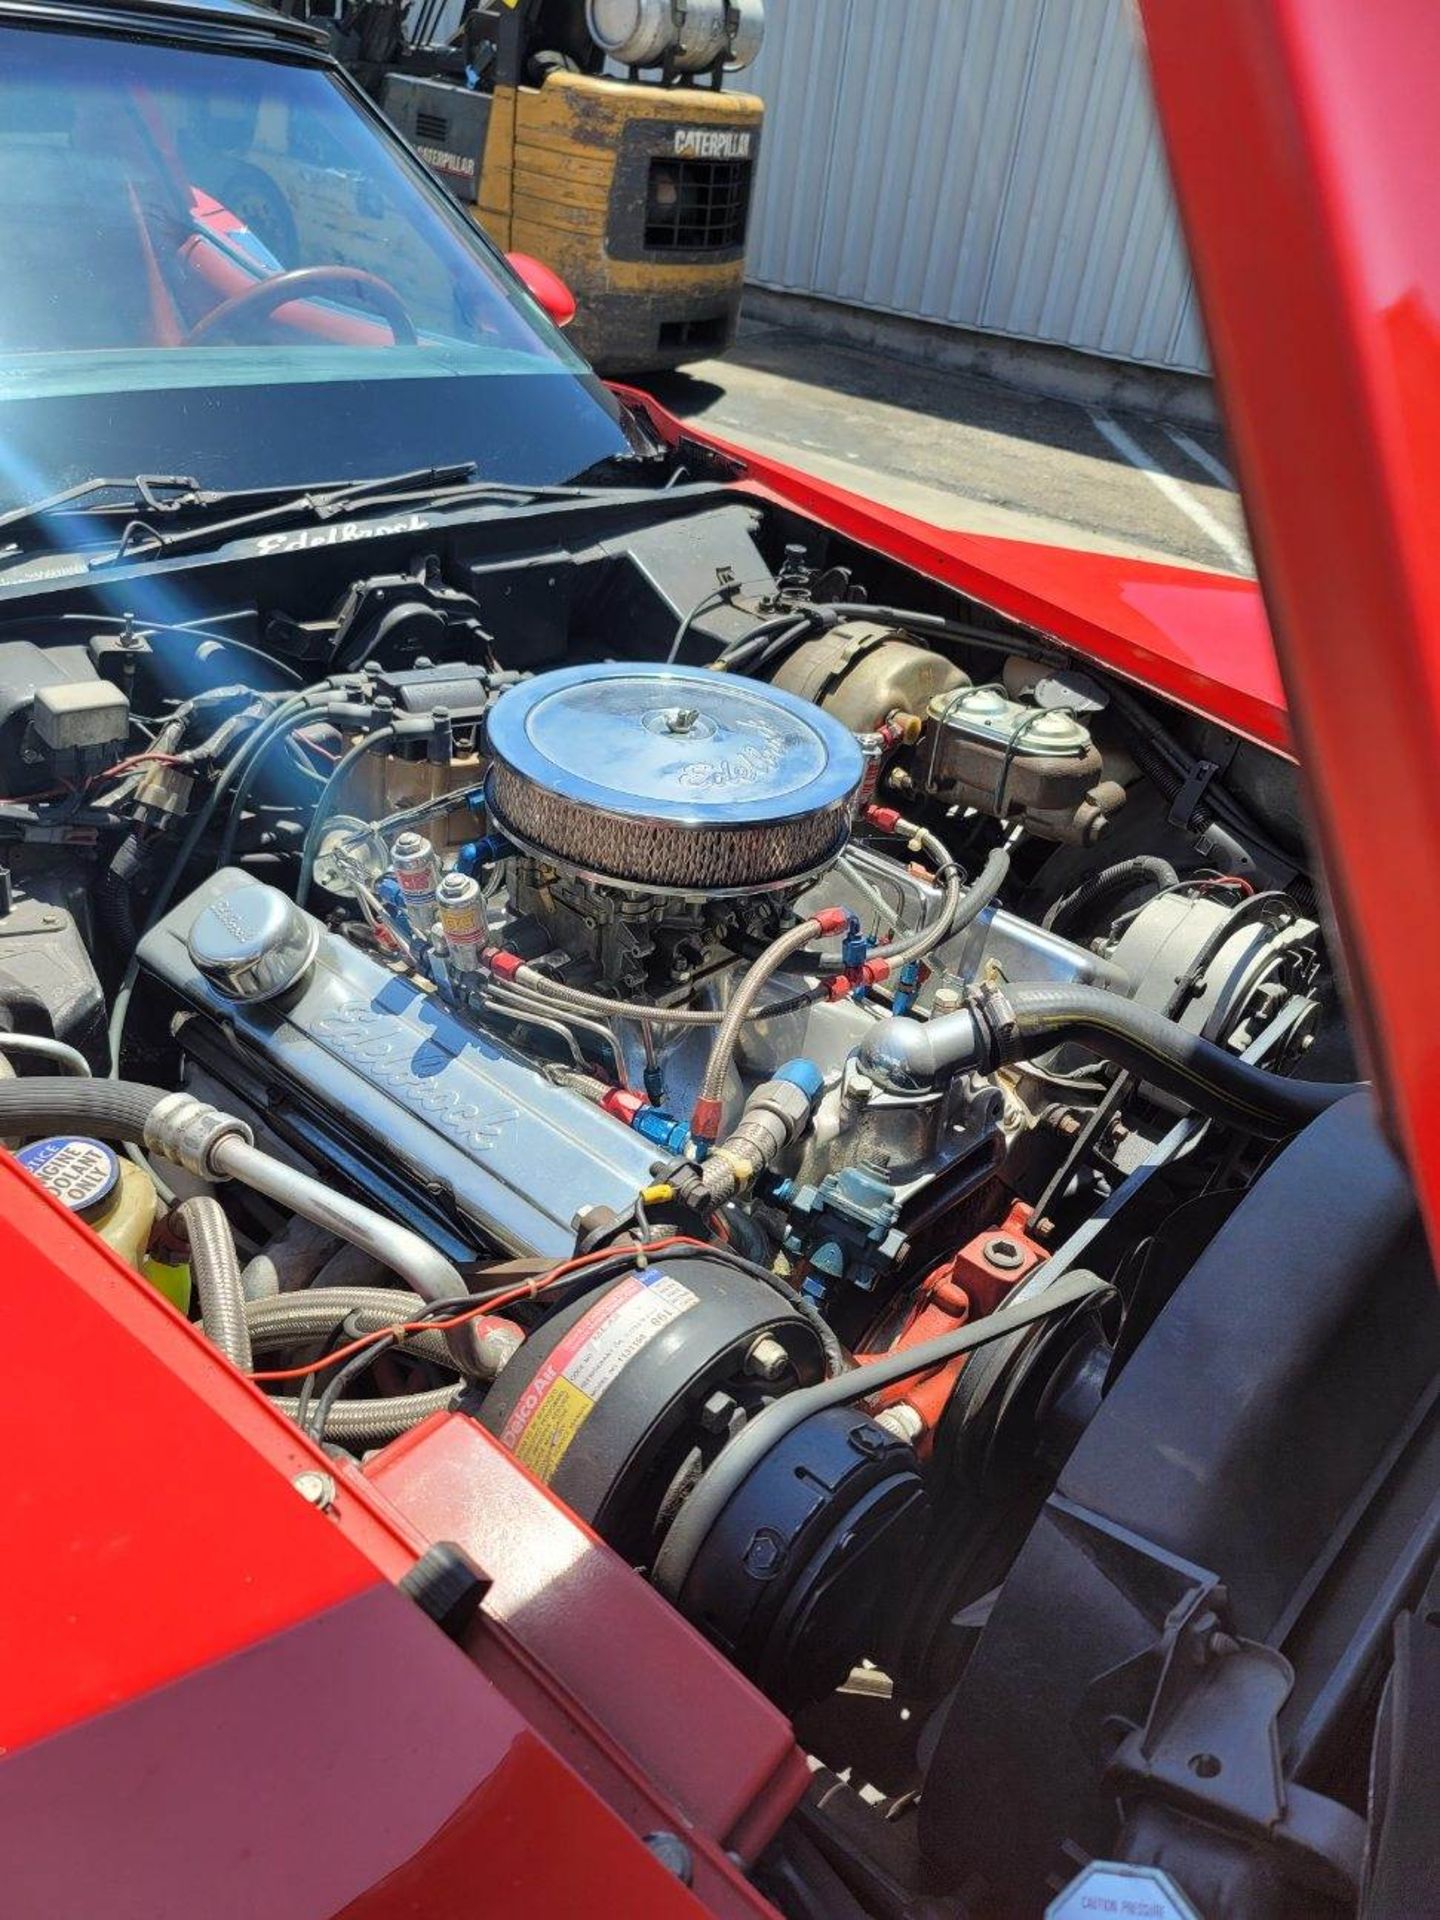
[376,874,413,936]
[632,1107,692,1156]
[839,913,868,974]
[772,1058,825,1108]
[892,959,922,1017]
[457,834,511,877]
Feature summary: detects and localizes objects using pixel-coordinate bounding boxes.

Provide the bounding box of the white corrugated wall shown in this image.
[742,0,1208,373]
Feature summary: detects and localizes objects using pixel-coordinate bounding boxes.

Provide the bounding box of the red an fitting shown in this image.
[811,906,851,936]
[486,949,523,981]
[864,804,903,835]
[824,958,892,1000]
[600,1087,646,1126]
[689,1097,724,1145]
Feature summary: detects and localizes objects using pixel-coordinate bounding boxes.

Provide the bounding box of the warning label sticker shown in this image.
[501,1270,698,1482]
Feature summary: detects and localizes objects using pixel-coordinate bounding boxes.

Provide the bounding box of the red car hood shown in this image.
[617,385,1290,757]
[1139,0,1440,1253]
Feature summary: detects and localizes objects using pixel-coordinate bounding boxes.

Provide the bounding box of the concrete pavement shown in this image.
[644,315,1254,576]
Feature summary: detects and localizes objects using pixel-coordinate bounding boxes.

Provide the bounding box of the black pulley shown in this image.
[670,1405,928,1713]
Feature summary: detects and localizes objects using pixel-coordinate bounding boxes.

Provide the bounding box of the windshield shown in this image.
[0,22,641,510]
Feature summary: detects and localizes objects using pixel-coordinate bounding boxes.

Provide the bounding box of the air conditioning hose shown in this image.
[0,1080,466,1301]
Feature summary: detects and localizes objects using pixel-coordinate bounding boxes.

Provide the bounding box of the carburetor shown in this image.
[480,661,865,998]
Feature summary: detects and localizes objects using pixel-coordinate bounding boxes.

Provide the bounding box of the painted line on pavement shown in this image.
[1162,423,1237,491]
[1088,410,1250,572]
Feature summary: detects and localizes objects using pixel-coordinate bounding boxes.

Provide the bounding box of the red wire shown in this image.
[94,751,183,781]
[248,1235,706,1384]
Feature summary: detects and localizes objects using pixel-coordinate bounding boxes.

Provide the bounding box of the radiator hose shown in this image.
[857,982,1361,1140]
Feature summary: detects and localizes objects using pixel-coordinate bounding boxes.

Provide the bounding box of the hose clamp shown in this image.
[968,984,1018,1073]
[144,1092,254,1178]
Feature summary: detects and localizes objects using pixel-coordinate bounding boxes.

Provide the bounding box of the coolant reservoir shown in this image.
[15,1135,162,1279]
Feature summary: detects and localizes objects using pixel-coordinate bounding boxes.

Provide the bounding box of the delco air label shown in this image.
[500,1270,699,1482]
[673,127,753,160]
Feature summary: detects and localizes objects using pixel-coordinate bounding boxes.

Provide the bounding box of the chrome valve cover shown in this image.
[138,869,662,1259]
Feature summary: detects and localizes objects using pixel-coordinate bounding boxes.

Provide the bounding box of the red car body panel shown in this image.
[0,1162,413,1758]
[0,1579,713,1919]
[0,1165,793,1917]
[1139,0,1440,1257]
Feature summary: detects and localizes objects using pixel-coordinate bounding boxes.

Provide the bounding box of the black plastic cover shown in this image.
[920,1093,1440,1904]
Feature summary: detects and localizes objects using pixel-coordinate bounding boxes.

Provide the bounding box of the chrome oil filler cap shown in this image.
[186,880,319,1002]
[484,662,864,895]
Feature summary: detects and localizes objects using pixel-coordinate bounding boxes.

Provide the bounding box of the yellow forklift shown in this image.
[310,0,766,371]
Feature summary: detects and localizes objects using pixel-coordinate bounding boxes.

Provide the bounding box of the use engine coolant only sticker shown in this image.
[499,1270,699,1482]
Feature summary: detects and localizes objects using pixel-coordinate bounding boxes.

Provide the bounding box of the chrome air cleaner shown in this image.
[484,663,864,895]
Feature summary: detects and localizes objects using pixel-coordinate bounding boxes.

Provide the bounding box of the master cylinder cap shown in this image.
[484,662,864,895]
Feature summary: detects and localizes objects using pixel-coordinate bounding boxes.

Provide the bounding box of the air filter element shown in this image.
[485,663,863,895]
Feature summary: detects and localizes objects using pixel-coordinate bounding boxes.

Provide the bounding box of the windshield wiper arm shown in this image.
[112,462,484,561]
[109,463,689,563]
[0,464,486,563]
[0,473,206,545]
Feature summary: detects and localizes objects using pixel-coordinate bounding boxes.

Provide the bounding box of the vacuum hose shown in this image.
[857,982,1360,1140]
[866,815,1009,967]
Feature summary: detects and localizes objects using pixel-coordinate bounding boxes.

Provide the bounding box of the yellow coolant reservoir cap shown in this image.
[16,1135,160,1276]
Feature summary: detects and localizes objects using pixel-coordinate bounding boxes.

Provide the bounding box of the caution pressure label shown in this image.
[500,1270,698,1483]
